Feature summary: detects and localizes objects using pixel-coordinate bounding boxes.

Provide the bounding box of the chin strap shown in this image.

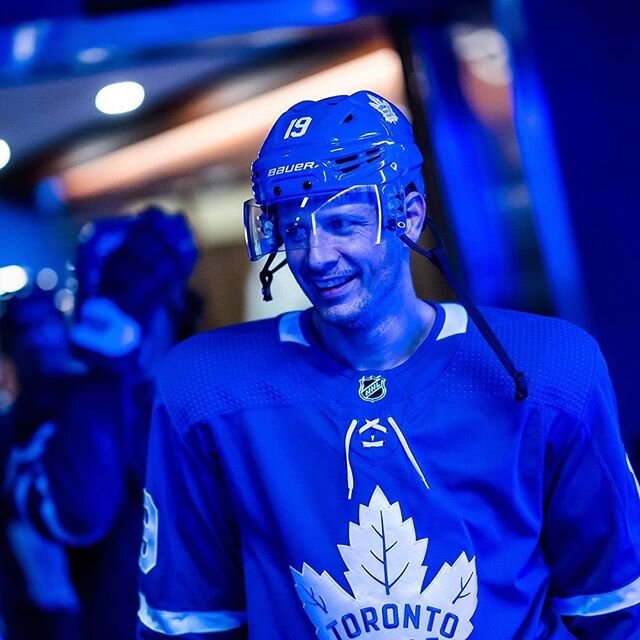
[400,219,528,402]
[259,253,288,302]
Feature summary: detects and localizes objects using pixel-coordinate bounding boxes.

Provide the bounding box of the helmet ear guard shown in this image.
[384,183,408,233]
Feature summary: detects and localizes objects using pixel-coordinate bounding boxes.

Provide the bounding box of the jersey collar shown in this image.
[279,302,468,402]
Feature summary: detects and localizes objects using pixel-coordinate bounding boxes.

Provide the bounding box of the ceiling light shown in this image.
[13,25,38,62]
[95,81,145,115]
[78,48,110,64]
[0,140,11,170]
[36,267,59,291]
[0,265,28,295]
[54,289,75,313]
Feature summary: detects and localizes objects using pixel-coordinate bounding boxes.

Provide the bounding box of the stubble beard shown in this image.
[313,298,369,330]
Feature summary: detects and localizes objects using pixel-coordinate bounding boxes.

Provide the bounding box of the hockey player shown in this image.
[137,91,640,639]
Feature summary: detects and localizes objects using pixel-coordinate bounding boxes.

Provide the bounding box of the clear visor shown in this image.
[243,184,382,261]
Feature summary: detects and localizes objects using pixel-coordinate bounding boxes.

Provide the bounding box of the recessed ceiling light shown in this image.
[0,265,28,295]
[36,267,59,291]
[95,81,145,115]
[78,47,110,64]
[0,139,11,170]
[13,25,37,62]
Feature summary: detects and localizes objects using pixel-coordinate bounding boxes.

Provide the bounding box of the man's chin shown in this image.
[313,300,366,329]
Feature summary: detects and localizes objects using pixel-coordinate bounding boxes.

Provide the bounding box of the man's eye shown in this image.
[328,218,346,231]
[326,217,362,234]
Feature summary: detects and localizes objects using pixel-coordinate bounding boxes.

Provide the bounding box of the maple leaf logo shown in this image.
[292,486,477,639]
[367,94,399,124]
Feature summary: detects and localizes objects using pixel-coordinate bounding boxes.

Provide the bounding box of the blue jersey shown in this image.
[137,303,640,639]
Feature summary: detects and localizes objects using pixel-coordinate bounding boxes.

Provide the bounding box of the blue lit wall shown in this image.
[497,0,640,455]
[398,1,639,451]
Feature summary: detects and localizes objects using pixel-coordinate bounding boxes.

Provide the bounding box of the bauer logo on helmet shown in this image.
[267,161,317,177]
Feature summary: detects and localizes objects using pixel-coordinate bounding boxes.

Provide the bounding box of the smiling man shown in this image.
[137,91,640,639]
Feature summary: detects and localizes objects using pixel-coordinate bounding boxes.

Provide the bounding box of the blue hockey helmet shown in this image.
[244,91,425,261]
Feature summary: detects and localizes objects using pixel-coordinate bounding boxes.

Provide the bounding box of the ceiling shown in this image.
[0,0,493,207]
[0,29,366,177]
[0,1,406,201]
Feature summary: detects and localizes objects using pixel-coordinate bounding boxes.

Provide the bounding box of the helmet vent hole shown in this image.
[303,181,312,190]
[334,154,358,165]
[274,186,282,195]
[342,113,354,123]
[340,164,360,174]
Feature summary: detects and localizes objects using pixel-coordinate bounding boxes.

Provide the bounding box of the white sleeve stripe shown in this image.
[552,575,640,617]
[138,593,247,635]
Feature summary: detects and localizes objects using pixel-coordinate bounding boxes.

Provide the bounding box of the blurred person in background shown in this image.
[0,286,84,640]
[3,206,200,640]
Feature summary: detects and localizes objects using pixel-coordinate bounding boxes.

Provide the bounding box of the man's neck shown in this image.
[311,299,436,371]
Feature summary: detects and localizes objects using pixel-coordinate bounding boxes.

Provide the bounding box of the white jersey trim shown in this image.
[436,303,468,341]
[138,593,247,635]
[279,311,309,347]
[552,575,640,617]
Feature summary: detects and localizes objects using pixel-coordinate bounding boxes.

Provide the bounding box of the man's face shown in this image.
[282,196,407,329]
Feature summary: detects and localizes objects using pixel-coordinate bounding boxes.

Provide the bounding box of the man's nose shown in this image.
[306,237,339,270]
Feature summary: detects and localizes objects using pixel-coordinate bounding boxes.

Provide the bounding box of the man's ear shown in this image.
[404,191,427,242]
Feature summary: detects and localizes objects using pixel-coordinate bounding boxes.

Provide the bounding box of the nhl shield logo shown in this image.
[358,375,387,402]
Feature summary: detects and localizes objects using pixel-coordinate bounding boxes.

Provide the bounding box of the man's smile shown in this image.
[309,274,357,298]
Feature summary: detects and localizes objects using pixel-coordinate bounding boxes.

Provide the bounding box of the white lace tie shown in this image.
[344,416,430,500]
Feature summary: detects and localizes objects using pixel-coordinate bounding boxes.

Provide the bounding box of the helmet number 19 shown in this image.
[283,116,312,139]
